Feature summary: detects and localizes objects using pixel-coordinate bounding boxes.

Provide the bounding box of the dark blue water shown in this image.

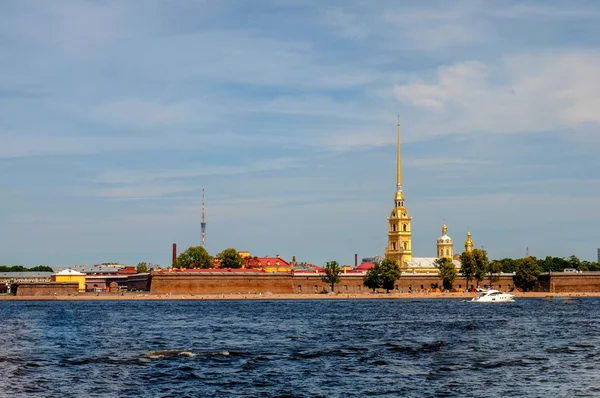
[1,298,600,397]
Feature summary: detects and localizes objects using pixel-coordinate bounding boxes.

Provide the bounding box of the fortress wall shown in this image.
[549,273,600,293]
[149,273,519,295]
[16,282,79,296]
[150,273,294,295]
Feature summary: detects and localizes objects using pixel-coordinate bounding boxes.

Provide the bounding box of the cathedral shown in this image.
[384,120,473,273]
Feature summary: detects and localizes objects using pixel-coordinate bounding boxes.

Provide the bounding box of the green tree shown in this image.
[568,255,581,270]
[460,251,476,291]
[487,259,502,286]
[538,256,563,272]
[321,261,341,292]
[514,256,541,291]
[136,262,148,273]
[492,258,518,273]
[175,246,213,269]
[472,248,489,286]
[363,266,380,292]
[435,257,457,291]
[30,265,54,272]
[379,258,401,293]
[218,248,244,269]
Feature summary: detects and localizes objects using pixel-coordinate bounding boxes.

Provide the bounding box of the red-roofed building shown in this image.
[255,255,291,273]
[353,262,376,274]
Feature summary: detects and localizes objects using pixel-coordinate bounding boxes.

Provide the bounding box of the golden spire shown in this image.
[442,221,448,235]
[395,115,404,202]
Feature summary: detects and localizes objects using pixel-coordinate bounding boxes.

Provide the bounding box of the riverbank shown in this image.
[2,291,600,301]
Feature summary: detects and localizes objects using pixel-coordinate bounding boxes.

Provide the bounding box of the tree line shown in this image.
[173,246,245,269]
[0,265,54,272]
[440,249,542,292]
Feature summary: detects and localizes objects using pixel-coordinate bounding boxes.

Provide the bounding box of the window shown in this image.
[344,285,348,292]
[404,242,407,250]
[392,242,396,250]
[445,249,449,256]
[357,285,361,292]
[314,285,318,292]
[420,285,424,289]
[298,285,302,293]
[392,224,397,232]
[403,224,407,231]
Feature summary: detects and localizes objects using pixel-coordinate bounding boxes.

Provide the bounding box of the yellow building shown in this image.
[263,255,292,273]
[385,120,412,267]
[52,268,86,292]
[465,230,474,253]
[436,223,454,259]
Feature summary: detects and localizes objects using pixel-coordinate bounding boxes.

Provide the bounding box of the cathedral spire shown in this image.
[385,117,412,267]
[395,116,404,203]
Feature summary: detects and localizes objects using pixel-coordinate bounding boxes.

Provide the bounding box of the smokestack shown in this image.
[355,253,358,267]
[172,243,177,267]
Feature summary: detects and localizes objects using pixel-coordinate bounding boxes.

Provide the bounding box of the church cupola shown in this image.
[465,230,474,253]
[436,222,453,259]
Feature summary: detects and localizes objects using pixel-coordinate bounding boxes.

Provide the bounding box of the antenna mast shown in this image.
[201,187,206,248]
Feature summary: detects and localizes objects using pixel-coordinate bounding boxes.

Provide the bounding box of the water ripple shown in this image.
[1,298,600,397]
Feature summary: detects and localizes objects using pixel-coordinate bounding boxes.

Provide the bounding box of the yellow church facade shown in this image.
[384,120,475,274]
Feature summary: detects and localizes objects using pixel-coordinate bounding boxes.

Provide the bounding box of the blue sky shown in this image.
[2,0,600,267]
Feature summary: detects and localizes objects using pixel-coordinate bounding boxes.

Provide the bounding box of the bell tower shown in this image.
[385,118,412,267]
[436,222,453,259]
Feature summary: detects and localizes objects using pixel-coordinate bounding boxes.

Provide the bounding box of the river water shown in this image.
[1,298,599,397]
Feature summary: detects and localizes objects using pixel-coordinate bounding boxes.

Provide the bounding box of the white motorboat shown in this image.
[471,288,515,302]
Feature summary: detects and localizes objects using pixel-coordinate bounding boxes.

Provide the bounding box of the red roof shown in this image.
[355,262,375,271]
[246,256,290,268]
[156,268,266,273]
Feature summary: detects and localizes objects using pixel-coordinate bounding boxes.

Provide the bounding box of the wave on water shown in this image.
[4,299,600,397]
[144,349,231,360]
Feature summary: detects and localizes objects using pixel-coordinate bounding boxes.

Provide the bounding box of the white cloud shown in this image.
[73,182,197,200]
[92,99,191,128]
[321,8,368,39]
[488,3,600,20]
[382,7,483,49]
[393,61,487,110]
[91,157,304,185]
[320,128,395,151]
[392,50,600,137]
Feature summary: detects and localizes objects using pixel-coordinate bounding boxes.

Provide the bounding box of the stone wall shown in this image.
[548,273,600,293]
[16,282,79,296]
[150,273,294,295]
[149,273,518,295]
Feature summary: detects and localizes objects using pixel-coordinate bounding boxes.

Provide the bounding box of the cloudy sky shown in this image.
[2,0,599,267]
